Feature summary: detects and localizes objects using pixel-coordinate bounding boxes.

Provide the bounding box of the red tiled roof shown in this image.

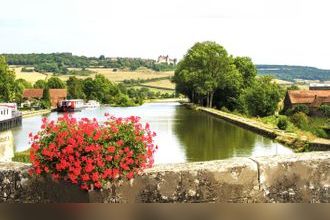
[49,89,67,98]
[23,89,43,99]
[288,90,330,105]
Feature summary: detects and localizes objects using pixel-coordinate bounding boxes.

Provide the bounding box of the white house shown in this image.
[0,103,17,121]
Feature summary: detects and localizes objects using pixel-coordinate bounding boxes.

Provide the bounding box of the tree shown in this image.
[0,56,17,102]
[242,76,282,117]
[287,85,299,90]
[233,56,256,88]
[41,87,51,109]
[47,77,65,89]
[67,76,85,99]
[174,41,240,107]
[16,78,32,89]
[34,79,48,89]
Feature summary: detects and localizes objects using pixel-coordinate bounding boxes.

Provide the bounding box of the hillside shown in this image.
[256,65,330,82]
[1,53,175,73]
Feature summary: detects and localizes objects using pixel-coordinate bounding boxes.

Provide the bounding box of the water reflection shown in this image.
[173,106,293,162]
[8,103,292,164]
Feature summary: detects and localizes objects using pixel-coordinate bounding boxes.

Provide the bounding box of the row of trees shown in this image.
[34,75,173,107]
[2,53,176,74]
[173,42,282,117]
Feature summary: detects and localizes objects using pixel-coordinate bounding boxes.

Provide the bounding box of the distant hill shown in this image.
[256,65,330,82]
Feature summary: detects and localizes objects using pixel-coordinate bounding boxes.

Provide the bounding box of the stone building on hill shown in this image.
[157,55,177,65]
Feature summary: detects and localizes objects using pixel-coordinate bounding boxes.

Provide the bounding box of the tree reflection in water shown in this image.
[172,106,278,162]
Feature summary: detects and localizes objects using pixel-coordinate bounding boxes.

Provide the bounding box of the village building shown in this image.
[22,88,67,108]
[0,103,22,131]
[283,90,330,114]
[49,89,68,107]
[0,103,18,121]
[157,55,177,65]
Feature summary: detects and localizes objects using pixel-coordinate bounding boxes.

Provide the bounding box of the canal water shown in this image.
[1,102,293,164]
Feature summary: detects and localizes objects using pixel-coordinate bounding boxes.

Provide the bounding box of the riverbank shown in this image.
[21,109,52,118]
[182,103,330,151]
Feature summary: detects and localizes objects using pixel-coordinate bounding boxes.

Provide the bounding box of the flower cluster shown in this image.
[29,114,157,191]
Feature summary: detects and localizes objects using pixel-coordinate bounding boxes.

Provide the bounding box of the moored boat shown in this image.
[84,100,101,108]
[57,99,85,112]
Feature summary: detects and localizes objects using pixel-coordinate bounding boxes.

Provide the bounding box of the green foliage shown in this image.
[12,150,30,163]
[21,67,34,72]
[287,85,299,90]
[277,116,288,130]
[68,68,95,76]
[174,41,239,108]
[242,76,282,117]
[0,56,17,102]
[256,65,330,82]
[33,79,47,89]
[79,74,136,106]
[41,87,51,109]
[16,78,32,89]
[220,106,230,113]
[292,104,310,115]
[47,77,66,89]
[319,105,330,117]
[290,112,309,129]
[234,56,256,88]
[67,76,86,99]
[2,53,176,73]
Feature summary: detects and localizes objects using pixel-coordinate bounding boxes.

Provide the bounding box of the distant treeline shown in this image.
[2,53,175,74]
[256,65,330,82]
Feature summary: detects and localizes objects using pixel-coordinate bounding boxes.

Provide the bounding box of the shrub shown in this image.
[277,116,288,130]
[290,112,309,129]
[29,114,157,191]
[319,105,330,117]
[292,104,310,115]
[220,106,230,113]
[313,128,328,139]
[242,76,282,117]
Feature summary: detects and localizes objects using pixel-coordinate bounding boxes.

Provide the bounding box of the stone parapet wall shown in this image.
[0,152,329,203]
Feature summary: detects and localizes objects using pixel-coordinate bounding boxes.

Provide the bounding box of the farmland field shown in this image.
[141,79,175,90]
[11,66,51,83]
[87,67,174,82]
[11,66,174,83]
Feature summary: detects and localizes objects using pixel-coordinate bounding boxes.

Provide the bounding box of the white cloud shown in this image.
[1,0,330,68]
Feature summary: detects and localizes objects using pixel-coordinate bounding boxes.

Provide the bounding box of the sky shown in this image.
[1,0,330,68]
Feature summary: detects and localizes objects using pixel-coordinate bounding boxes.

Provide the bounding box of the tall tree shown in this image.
[233,56,256,88]
[67,76,85,99]
[0,56,17,102]
[47,76,66,89]
[242,76,282,117]
[34,79,48,89]
[174,41,238,107]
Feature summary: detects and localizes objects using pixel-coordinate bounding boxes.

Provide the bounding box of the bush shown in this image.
[277,116,288,130]
[242,76,282,117]
[290,112,309,129]
[313,128,328,139]
[292,104,310,115]
[220,106,230,113]
[319,105,330,117]
[29,114,157,191]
